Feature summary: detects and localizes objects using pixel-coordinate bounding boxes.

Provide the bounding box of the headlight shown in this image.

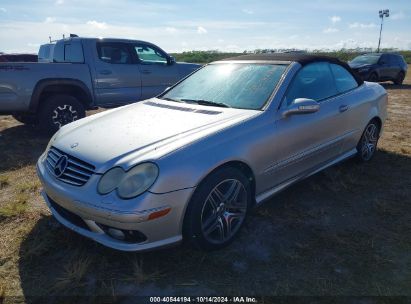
[97,163,159,199]
[97,167,125,194]
[117,163,159,199]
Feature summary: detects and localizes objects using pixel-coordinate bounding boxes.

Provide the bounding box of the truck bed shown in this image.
[0,62,92,112]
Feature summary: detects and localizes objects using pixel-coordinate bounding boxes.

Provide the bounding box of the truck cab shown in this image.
[0,36,201,134]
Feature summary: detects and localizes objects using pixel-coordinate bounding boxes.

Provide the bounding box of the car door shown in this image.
[132,43,180,99]
[261,62,351,190]
[377,54,395,80]
[93,42,142,107]
[390,55,402,79]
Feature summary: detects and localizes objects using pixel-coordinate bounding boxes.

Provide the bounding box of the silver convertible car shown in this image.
[37,53,387,251]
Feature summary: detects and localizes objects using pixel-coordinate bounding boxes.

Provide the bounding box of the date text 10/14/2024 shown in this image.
[149,296,258,303]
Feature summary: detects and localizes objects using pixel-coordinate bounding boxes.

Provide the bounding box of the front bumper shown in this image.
[353,69,372,81]
[36,154,195,252]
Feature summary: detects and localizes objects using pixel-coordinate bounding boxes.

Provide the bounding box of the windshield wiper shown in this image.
[180,99,231,108]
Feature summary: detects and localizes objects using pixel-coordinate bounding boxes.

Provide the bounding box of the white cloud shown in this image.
[0,7,7,13]
[44,17,56,24]
[391,11,405,20]
[323,27,339,33]
[197,26,207,34]
[242,9,254,15]
[27,42,40,48]
[55,0,64,5]
[169,20,287,31]
[349,22,376,29]
[329,16,341,24]
[165,27,177,34]
[86,20,108,30]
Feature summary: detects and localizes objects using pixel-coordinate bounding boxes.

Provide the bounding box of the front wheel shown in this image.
[356,120,380,162]
[38,94,85,135]
[183,167,252,251]
[368,73,378,82]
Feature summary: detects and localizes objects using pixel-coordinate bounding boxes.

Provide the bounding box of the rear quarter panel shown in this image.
[342,82,387,152]
[0,62,92,112]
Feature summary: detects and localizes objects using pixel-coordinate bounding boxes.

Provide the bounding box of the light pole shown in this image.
[377,9,389,52]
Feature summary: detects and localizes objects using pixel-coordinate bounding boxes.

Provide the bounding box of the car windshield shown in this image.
[161,63,287,110]
[351,55,380,65]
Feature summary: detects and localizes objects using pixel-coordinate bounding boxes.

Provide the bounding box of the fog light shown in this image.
[107,228,125,240]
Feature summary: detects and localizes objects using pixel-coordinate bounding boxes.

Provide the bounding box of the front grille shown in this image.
[48,196,90,231]
[46,146,95,186]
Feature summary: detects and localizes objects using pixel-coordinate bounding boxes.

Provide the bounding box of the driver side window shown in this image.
[134,44,168,65]
[284,62,338,106]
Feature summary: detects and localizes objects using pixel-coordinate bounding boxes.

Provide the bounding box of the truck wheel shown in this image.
[38,95,85,134]
[368,73,378,82]
[12,113,38,125]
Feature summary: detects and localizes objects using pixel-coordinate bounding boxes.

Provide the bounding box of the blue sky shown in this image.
[0,0,410,53]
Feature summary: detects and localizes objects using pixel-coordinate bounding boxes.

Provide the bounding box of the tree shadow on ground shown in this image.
[18,149,411,303]
[381,83,411,90]
[0,125,49,173]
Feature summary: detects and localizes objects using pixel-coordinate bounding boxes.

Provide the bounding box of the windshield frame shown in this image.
[157,61,290,111]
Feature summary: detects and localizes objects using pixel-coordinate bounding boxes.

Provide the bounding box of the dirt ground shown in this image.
[0,70,410,303]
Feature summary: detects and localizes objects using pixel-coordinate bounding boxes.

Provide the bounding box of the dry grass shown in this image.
[0,193,30,218]
[52,251,93,292]
[0,68,410,301]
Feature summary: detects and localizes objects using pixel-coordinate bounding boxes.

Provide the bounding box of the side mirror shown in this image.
[168,56,176,65]
[282,98,320,117]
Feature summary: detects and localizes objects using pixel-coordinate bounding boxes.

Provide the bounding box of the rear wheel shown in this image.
[38,94,85,135]
[183,167,251,251]
[356,120,380,162]
[12,113,38,125]
[393,71,405,85]
[368,73,378,82]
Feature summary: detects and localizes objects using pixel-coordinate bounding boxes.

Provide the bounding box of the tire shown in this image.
[368,73,378,82]
[38,94,85,135]
[183,167,252,251]
[12,113,38,125]
[393,71,405,85]
[356,120,381,162]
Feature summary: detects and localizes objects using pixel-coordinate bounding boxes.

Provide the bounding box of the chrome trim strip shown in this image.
[256,148,357,204]
[263,130,356,174]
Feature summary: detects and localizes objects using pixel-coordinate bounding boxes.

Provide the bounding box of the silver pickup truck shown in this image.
[0,37,200,133]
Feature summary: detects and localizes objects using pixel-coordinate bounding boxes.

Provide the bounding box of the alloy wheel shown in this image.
[200,179,247,244]
[361,123,378,161]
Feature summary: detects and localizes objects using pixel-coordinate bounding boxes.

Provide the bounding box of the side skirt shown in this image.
[255,148,358,205]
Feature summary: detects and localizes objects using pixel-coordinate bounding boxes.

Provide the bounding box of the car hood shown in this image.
[348,62,373,69]
[51,98,259,173]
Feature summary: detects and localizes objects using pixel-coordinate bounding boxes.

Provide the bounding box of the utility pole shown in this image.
[377,9,389,52]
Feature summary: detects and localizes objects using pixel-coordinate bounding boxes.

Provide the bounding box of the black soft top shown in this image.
[222,53,364,85]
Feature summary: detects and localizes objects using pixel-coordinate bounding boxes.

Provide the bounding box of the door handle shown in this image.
[99,70,112,75]
[339,105,349,112]
[141,70,151,74]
